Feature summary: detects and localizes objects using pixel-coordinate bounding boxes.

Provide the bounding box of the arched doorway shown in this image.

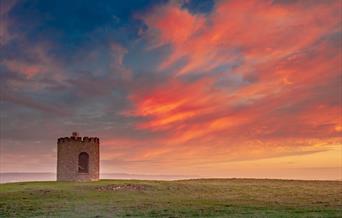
[78,152,89,173]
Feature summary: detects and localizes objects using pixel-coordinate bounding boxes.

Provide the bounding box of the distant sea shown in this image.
[0,173,196,184]
[1,170,341,183]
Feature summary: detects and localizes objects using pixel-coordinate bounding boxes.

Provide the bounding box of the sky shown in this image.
[0,0,341,180]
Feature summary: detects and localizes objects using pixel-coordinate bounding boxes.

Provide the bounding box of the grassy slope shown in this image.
[0,179,341,217]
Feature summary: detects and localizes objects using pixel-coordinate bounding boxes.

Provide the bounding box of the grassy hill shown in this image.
[0,179,341,217]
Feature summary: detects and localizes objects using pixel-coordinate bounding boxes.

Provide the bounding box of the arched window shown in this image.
[78,152,89,173]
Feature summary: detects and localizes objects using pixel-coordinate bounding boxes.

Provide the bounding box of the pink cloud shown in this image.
[140,0,340,75]
[121,0,342,164]
[2,59,46,78]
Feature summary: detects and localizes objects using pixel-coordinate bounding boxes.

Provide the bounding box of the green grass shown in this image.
[0,179,341,217]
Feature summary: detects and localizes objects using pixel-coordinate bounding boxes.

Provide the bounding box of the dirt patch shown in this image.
[96,184,148,192]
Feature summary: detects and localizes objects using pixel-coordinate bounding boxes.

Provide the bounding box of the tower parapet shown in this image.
[57,137,100,144]
[57,132,100,181]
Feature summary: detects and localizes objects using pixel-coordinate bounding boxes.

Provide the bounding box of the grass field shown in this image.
[0,179,341,217]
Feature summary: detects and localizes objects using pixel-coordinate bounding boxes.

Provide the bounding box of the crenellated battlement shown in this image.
[57,137,100,144]
[57,132,100,144]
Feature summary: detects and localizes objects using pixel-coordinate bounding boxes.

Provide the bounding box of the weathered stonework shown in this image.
[57,132,100,181]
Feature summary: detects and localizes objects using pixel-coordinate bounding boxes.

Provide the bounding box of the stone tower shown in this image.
[57,132,100,181]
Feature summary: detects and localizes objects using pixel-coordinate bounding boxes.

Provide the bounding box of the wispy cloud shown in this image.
[1,0,341,179]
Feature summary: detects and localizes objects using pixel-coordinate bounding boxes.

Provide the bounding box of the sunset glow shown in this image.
[1,0,341,180]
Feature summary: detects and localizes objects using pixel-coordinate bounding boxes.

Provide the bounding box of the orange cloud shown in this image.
[141,0,340,76]
[141,2,205,46]
[122,0,342,168]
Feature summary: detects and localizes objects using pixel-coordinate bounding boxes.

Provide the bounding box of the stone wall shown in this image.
[57,135,99,181]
